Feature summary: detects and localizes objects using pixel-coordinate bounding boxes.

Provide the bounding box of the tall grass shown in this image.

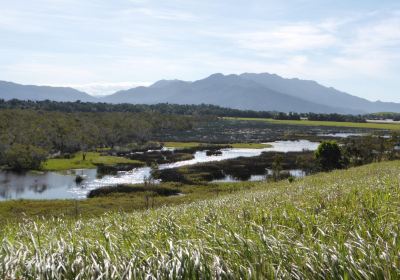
[0,161,399,279]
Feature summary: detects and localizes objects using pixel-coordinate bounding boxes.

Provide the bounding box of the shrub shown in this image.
[4,144,47,171]
[315,141,342,171]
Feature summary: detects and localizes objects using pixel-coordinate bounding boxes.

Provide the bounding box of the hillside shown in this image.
[0,160,399,278]
[104,74,352,113]
[105,73,400,114]
[0,81,96,102]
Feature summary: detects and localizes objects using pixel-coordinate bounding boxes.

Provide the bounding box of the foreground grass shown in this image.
[42,152,144,171]
[225,117,400,130]
[0,161,399,278]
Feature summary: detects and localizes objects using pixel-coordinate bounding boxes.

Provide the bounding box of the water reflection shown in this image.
[211,169,306,183]
[0,169,97,201]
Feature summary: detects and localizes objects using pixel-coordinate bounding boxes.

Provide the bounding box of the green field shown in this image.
[229,143,272,148]
[42,152,144,171]
[0,161,399,278]
[163,141,204,148]
[225,117,400,130]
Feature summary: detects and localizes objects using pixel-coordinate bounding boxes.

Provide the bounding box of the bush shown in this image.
[315,141,342,171]
[4,144,47,171]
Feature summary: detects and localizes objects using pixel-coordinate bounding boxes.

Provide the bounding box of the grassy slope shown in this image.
[42,152,144,171]
[0,161,399,278]
[225,117,400,130]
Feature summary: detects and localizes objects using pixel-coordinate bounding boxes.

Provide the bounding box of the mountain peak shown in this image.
[150,79,189,88]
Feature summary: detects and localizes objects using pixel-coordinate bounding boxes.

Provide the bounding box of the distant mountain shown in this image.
[0,81,95,102]
[102,74,351,113]
[238,73,392,113]
[1,73,400,114]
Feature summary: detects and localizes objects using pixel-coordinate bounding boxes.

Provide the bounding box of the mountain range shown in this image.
[1,73,399,114]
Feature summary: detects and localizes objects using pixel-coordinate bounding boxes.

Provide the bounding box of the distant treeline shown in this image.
[0,99,273,118]
[2,98,398,122]
[365,112,400,121]
[272,112,365,122]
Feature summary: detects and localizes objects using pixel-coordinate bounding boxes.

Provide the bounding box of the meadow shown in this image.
[0,160,399,279]
[42,152,144,171]
[225,117,400,130]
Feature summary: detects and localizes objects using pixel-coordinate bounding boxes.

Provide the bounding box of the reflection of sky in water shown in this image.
[317,132,366,138]
[0,140,319,200]
[0,169,96,201]
[212,169,306,183]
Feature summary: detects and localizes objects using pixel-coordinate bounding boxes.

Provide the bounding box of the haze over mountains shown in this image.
[1,73,399,114]
[0,81,96,102]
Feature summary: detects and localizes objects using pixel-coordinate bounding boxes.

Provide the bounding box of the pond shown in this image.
[211,169,306,183]
[0,140,319,200]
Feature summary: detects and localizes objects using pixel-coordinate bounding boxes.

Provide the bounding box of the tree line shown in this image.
[0,99,368,122]
[0,109,200,170]
[0,99,274,118]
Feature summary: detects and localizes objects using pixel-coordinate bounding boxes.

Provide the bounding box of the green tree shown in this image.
[4,144,47,171]
[315,141,342,171]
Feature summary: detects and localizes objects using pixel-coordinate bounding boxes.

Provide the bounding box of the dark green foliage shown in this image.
[315,141,342,171]
[0,109,198,169]
[0,99,273,118]
[75,175,84,184]
[96,162,146,176]
[0,99,370,122]
[307,113,366,122]
[341,132,400,166]
[4,144,47,171]
[271,154,283,181]
[152,168,188,183]
[87,184,181,198]
[273,112,301,120]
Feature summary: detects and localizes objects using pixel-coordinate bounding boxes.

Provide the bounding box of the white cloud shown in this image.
[229,24,337,54]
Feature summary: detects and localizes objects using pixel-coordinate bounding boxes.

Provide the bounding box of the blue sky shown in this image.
[0,0,399,101]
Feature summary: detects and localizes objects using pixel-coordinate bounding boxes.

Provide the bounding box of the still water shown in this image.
[0,140,319,200]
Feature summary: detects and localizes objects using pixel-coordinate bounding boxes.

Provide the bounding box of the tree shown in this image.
[315,141,342,171]
[271,154,283,181]
[4,144,47,171]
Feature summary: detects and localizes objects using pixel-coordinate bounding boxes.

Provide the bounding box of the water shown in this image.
[211,169,306,183]
[0,169,97,201]
[317,132,366,138]
[0,140,319,200]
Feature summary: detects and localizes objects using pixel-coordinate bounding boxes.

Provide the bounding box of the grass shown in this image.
[42,152,144,171]
[229,143,272,149]
[163,141,203,148]
[0,161,399,278]
[225,117,400,130]
[164,141,272,149]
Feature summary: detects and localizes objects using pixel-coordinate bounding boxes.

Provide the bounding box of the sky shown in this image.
[0,0,399,101]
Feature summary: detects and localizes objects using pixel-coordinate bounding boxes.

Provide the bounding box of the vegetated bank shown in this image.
[225,117,400,130]
[0,160,398,278]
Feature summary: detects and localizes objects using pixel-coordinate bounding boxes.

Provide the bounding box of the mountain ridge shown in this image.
[0,73,399,114]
